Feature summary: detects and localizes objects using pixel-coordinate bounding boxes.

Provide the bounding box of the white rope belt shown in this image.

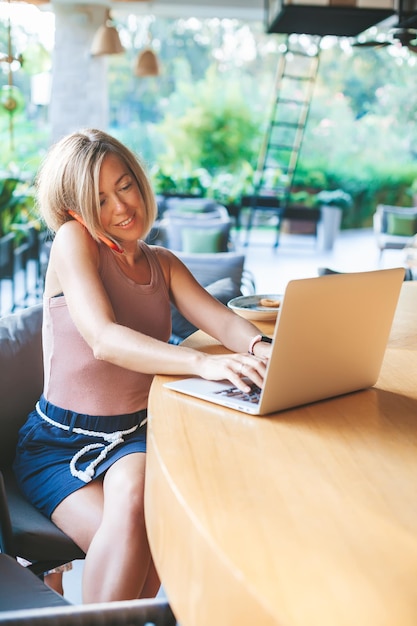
[35,401,146,484]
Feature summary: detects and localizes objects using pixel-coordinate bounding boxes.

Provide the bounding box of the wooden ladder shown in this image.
[244,35,321,247]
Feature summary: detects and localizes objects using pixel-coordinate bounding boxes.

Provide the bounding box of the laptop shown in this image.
[165,268,405,415]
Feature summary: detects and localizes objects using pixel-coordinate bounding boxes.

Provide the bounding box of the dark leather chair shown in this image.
[0,598,176,625]
[0,553,70,611]
[0,553,177,625]
[0,304,85,576]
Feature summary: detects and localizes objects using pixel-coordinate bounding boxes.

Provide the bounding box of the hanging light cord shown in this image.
[5,0,14,151]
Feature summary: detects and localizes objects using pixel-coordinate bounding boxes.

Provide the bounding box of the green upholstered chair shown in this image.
[159,202,232,253]
[373,204,417,260]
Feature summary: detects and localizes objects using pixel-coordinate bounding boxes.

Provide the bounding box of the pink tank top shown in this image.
[42,242,171,416]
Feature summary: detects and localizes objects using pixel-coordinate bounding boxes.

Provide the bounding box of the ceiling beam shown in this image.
[36,0,264,21]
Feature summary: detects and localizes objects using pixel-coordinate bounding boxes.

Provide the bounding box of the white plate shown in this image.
[227,294,282,321]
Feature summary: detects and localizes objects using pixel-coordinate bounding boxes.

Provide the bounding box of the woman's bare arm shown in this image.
[46,222,270,390]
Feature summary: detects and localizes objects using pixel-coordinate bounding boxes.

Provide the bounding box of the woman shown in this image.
[14,129,272,603]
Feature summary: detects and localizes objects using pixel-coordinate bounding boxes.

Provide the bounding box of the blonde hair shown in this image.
[36,128,157,245]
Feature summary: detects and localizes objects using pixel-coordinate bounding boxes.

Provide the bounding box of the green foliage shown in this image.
[0,178,20,237]
[294,42,417,227]
[205,161,255,205]
[106,17,275,173]
[0,117,49,175]
[150,165,211,196]
[21,42,51,75]
[146,33,417,227]
[3,12,417,232]
[288,190,317,207]
[0,176,35,239]
[150,161,255,207]
[154,66,262,175]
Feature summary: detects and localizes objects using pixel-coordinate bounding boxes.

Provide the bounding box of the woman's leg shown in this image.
[51,478,104,552]
[51,452,159,603]
[139,556,161,599]
[44,571,64,595]
[83,452,160,601]
[44,562,73,595]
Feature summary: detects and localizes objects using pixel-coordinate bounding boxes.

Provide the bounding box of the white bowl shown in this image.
[227,294,282,321]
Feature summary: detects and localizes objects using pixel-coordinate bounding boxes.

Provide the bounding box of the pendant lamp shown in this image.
[91,10,124,56]
[134,47,160,77]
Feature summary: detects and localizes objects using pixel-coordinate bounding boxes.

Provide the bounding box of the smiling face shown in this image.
[98,152,146,251]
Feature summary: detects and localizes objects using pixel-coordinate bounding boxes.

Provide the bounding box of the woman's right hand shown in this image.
[199,352,268,393]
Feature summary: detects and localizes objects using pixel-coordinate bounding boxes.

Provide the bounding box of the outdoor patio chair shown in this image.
[241,194,283,248]
[169,251,256,344]
[159,201,233,252]
[373,204,417,260]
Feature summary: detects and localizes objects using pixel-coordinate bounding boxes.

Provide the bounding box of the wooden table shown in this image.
[145,283,417,626]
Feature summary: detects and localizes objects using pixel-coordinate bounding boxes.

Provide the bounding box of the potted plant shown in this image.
[314,189,353,251]
[206,162,255,230]
[315,189,353,210]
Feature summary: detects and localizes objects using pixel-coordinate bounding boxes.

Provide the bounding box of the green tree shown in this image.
[154,66,261,174]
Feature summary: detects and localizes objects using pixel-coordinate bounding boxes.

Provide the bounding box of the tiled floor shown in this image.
[5,226,409,604]
[235,226,408,294]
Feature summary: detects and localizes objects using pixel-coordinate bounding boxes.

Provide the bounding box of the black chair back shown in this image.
[0,305,84,575]
[0,304,43,467]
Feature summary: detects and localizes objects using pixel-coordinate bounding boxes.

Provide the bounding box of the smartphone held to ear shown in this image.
[67,209,124,253]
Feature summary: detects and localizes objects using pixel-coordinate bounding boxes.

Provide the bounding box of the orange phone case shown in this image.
[67,209,124,253]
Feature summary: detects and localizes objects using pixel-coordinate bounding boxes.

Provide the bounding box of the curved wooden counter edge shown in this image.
[145,283,417,626]
[145,404,278,626]
[146,320,277,626]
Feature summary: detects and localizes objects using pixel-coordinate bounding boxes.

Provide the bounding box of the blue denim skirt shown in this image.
[13,395,147,519]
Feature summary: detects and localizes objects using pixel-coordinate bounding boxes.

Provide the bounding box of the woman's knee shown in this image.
[103,457,147,525]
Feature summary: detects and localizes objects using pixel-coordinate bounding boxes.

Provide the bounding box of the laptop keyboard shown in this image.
[214,382,261,404]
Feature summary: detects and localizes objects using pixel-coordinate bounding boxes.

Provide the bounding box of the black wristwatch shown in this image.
[248,334,273,355]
